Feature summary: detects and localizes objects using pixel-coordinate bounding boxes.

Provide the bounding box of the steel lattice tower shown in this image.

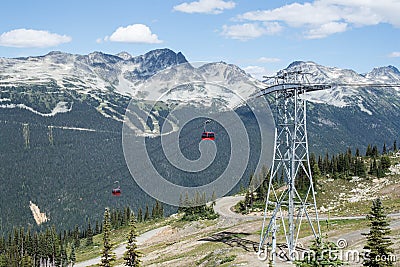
[256,71,331,263]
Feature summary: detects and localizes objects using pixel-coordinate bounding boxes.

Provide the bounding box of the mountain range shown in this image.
[0,48,399,232]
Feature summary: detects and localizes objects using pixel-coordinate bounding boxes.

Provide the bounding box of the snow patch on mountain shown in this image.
[285,61,400,114]
[139,61,264,109]
[0,50,399,119]
[0,49,187,98]
[0,101,72,116]
[116,51,133,61]
[357,102,372,115]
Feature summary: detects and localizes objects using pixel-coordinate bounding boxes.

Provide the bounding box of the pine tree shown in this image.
[123,216,141,267]
[393,140,397,152]
[382,143,387,155]
[69,244,76,267]
[153,200,164,219]
[151,202,158,219]
[211,191,217,206]
[366,144,372,157]
[54,235,62,267]
[380,156,391,171]
[372,145,379,157]
[60,241,68,267]
[95,220,101,235]
[86,220,93,246]
[144,205,150,221]
[73,225,80,248]
[137,208,143,223]
[295,237,344,266]
[21,255,33,267]
[100,208,115,267]
[370,157,378,175]
[363,198,394,266]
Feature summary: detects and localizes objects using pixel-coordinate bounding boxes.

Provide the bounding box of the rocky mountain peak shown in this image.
[116,51,133,60]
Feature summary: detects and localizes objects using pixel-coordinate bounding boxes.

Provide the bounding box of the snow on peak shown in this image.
[116,51,133,60]
[366,65,400,83]
[282,61,400,113]
[287,61,317,69]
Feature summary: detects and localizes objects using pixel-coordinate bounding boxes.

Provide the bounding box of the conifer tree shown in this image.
[123,216,141,267]
[363,198,394,267]
[100,208,115,267]
[151,202,159,219]
[295,237,344,266]
[21,255,33,267]
[372,145,379,157]
[382,143,387,155]
[144,205,150,221]
[60,242,68,267]
[69,244,76,267]
[73,225,80,248]
[95,220,101,235]
[380,156,391,171]
[211,191,217,206]
[393,140,397,152]
[152,200,163,219]
[158,202,164,219]
[54,236,62,267]
[137,208,143,223]
[366,144,372,157]
[86,220,93,246]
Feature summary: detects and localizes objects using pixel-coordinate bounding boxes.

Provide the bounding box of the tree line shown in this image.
[177,192,218,221]
[311,141,395,180]
[237,141,396,213]
[0,201,163,267]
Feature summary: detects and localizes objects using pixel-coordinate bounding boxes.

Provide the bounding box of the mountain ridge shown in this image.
[0,49,400,233]
[1,50,399,119]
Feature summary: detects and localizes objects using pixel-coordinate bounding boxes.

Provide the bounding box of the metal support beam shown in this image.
[258,72,326,262]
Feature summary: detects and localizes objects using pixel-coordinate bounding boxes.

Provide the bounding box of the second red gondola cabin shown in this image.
[112,187,121,196]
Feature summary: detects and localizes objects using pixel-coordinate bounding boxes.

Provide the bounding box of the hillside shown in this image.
[0,49,400,234]
[72,169,400,266]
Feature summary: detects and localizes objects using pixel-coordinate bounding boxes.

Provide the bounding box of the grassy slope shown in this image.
[75,155,400,266]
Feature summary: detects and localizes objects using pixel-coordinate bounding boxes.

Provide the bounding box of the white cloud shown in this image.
[389,51,400,58]
[236,0,400,39]
[106,24,162,44]
[173,0,235,14]
[306,22,348,39]
[239,2,340,27]
[257,57,281,63]
[0,28,71,48]
[222,22,282,40]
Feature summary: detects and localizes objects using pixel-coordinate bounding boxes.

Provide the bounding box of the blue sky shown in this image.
[1,0,399,77]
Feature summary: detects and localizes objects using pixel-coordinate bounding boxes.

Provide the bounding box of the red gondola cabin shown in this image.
[112,187,121,196]
[201,131,215,141]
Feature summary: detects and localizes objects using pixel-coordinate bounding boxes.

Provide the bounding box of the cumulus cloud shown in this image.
[222,22,282,40]
[105,24,162,44]
[0,28,71,48]
[173,0,235,14]
[236,0,400,39]
[389,51,400,58]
